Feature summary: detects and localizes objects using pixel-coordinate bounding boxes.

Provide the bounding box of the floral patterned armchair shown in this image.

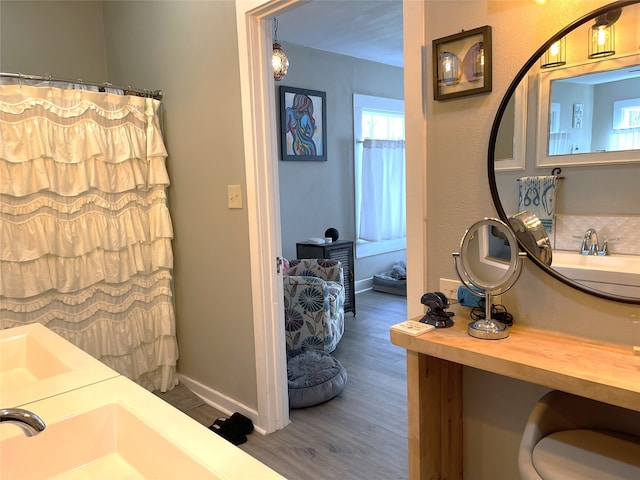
[283,259,345,353]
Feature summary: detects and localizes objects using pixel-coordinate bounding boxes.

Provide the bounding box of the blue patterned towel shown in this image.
[518,176,558,233]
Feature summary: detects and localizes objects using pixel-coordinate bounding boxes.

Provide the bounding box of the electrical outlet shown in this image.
[439,278,461,301]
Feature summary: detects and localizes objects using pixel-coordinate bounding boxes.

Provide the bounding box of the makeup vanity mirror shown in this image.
[453,218,526,339]
[489,0,640,305]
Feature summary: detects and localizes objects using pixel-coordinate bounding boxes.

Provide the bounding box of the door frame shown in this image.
[236,0,427,433]
[235,0,301,433]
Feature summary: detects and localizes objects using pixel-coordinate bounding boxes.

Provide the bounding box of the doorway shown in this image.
[236,0,427,434]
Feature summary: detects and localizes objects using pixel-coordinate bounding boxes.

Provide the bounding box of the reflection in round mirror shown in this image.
[453,218,526,340]
[508,211,552,266]
[488,0,640,305]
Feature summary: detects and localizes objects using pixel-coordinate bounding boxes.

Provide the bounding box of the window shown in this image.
[611,98,640,151]
[353,94,405,258]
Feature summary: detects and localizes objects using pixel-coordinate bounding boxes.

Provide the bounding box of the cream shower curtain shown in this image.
[0,83,178,392]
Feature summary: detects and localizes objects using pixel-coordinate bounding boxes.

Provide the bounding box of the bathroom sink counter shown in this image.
[390,306,640,480]
[0,323,119,407]
[0,324,286,480]
[1,376,286,479]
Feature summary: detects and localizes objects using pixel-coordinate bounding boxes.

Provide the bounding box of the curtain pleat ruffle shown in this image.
[0,187,168,215]
[1,203,173,261]
[0,156,169,196]
[1,239,173,297]
[0,84,177,392]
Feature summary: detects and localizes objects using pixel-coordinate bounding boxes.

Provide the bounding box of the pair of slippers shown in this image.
[208,412,254,445]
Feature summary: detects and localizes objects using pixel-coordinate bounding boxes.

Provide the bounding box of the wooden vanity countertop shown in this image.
[390,308,640,411]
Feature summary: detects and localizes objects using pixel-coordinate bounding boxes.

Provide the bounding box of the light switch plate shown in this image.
[227,184,242,209]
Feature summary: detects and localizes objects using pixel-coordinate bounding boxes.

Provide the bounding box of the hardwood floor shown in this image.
[155,290,409,480]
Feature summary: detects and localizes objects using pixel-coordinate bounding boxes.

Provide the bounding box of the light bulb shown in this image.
[596,27,607,46]
[440,53,458,85]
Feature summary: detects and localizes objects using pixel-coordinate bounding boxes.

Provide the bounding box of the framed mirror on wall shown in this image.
[488,0,640,305]
[536,53,640,166]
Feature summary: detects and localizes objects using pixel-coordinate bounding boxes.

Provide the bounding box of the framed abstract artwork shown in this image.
[280,86,327,161]
[432,26,492,101]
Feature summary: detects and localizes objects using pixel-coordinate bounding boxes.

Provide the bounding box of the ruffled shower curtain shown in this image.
[0,83,178,392]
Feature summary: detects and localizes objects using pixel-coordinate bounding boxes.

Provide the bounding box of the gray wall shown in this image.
[276,41,406,281]
[0,1,107,79]
[1,0,259,410]
[423,1,639,478]
[101,0,258,408]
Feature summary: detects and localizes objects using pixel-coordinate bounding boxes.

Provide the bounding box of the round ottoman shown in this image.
[287,349,347,409]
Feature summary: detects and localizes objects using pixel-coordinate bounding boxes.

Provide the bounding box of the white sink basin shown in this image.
[0,377,285,479]
[0,324,119,407]
[552,251,640,296]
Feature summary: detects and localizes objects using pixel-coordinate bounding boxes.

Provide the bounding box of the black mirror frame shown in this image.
[487,0,640,305]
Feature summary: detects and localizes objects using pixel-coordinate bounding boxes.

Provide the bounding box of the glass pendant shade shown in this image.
[540,38,566,68]
[473,43,485,79]
[272,43,289,81]
[440,52,459,85]
[589,24,615,58]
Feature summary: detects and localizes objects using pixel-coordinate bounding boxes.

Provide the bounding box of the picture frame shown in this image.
[279,86,327,161]
[432,26,492,101]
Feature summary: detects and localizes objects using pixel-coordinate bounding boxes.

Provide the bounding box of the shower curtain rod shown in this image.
[0,72,163,100]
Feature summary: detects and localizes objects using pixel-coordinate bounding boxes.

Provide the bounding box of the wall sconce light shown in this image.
[541,38,566,68]
[272,18,289,81]
[589,24,615,58]
[588,9,620,59]
[440,52,459,85]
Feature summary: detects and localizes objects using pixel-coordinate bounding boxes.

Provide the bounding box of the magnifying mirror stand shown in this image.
[473,288,509,340]
[453,244,526,340]
[453,218,528,339]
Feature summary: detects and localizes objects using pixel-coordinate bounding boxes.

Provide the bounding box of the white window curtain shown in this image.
[548,132,571,155]
[0,83,178,392]
[610,127,640,151]
[356,139,406,242]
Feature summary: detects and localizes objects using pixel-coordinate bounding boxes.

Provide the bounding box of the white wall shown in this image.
[276,41,406,281]
[421,1,640,478]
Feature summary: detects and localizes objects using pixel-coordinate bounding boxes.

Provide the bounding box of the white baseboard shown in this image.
[177,373,266,435]
[355,277,373,294]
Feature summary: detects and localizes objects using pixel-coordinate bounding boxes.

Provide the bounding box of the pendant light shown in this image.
[272,18,289,81]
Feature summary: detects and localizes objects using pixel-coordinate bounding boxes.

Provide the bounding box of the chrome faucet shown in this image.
[580,228,599,255]
[578,229,619,256]
[0,408,46,436]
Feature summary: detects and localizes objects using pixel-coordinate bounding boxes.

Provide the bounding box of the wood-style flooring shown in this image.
[155,290,409,480]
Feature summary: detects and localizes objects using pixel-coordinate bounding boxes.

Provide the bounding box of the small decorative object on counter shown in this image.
[324,227,339,242]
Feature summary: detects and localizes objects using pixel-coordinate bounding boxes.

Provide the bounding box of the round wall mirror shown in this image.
[488,0,640,305]
[453,218,526,339]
